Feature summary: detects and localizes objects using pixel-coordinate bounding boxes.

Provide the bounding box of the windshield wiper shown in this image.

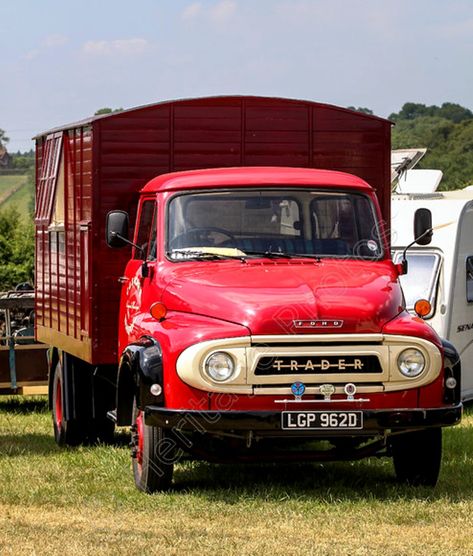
[244,250,321,261]
[168,249,245,261]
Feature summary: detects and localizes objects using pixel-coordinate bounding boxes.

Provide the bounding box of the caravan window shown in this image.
[467,256,473,303]
[393,251,441,318]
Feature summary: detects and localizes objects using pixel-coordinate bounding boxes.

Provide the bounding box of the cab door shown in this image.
[118,198,157,351]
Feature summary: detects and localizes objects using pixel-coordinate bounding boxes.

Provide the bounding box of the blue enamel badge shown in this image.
[291,381,306,399]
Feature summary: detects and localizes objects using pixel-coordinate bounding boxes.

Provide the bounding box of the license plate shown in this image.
[281,411,363,430]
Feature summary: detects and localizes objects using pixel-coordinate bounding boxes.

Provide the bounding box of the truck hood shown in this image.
[161,259,403,335]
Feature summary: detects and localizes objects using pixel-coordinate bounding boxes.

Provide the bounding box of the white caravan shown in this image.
[391,154,473,400]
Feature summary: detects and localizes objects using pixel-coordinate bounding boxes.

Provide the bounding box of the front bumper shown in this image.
[144,403,462,436]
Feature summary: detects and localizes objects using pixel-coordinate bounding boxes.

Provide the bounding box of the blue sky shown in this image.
[1,0,473,151]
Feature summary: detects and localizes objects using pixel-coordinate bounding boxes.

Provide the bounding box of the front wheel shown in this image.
[131,399,176,493]
[391,428,442,486]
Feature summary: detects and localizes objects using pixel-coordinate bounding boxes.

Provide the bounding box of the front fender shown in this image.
[116,336,164,426]
[441,338,461,404]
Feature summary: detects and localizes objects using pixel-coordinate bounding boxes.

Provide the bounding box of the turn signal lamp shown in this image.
[150,302,167,321]
[414,299,431,319]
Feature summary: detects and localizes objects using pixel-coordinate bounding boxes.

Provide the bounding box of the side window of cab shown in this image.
[134,199,157,261]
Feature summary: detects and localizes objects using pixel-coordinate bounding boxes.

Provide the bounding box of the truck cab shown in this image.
[107,166,461,492]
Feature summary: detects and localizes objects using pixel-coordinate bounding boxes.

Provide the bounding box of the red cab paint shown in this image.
[35,97,461,491]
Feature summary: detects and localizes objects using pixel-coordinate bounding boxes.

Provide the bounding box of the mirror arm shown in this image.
[111,232,143,253]
[400,227,433,270]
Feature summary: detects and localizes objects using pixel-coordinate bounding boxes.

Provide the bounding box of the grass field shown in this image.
[1,398,473,555]
[0,174,33,219]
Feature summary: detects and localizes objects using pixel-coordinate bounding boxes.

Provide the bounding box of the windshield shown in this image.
[393,251,441,316]
[167,189,384,260]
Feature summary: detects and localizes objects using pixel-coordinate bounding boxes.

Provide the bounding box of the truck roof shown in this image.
[141,166,373,193]
[35,95,391,138]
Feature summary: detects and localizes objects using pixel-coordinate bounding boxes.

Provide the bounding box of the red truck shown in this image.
[35,96,461,492]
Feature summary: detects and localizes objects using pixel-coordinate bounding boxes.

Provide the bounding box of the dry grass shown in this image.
[1,397,473,555]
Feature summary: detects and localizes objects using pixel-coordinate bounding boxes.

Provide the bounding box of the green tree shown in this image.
[94,107,124,115]
[436,102,473,124]
[390,102,473,123]
[0,128,9,148]
[347,106,374,115]
[11,152,35,171]
[392,115,473,189]
[0,207,35,290]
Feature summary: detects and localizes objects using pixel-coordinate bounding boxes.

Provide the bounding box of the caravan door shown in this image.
[448,201,473,401]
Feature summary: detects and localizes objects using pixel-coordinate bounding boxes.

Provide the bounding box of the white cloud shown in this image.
[42,34,68,48]
[82,38,150,56]
[210,0,237,23]
[182,2,202,20]
[181,1,237,26]
[21,35,68,61]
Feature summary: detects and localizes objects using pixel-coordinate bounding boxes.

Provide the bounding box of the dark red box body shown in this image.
[34,96,391,365]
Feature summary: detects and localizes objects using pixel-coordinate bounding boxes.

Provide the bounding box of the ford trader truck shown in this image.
[34,96,461,492]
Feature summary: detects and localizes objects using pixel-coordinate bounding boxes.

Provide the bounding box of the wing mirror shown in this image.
[414,208,433,246]
[397,208,433,275]
[106,211,130,248]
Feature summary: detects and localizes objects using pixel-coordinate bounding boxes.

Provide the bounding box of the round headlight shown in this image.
[205,352,235,382]
[397,348,425,377]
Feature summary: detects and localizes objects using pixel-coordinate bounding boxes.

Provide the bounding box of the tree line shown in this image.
[350,102,473,190]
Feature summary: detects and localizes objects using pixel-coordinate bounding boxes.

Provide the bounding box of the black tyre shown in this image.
[51,359,84,446]
[131,399,176,493]
[391,428,442,486]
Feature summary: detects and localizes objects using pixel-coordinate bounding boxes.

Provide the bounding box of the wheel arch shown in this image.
[441,337,461,404]
[116,336,164,426]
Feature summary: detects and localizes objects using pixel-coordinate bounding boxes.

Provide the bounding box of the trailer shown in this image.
[0,290,48,395]
[391,166,473,400]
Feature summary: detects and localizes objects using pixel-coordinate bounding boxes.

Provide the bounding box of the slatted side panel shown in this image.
[244,101,310,167]
[312,106,391,224]
[173,101,242,169]
[75,128,93,347]
[35,141,46,331]
[93,107,172,363]
[35,127,93,361]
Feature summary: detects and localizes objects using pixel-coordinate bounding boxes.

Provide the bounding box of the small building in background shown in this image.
[0,146,12,169]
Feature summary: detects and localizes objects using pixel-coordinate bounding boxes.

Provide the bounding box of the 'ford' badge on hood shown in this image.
[293,320,343,329]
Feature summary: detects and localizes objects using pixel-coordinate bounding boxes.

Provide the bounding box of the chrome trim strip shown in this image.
[274,398,371,404]
[251,334,384,344]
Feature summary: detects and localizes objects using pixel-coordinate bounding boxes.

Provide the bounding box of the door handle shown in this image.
[118,276,129,284]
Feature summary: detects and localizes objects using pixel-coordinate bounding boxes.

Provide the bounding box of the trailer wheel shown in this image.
[131,398,175,492]
[391,428,442,486]
[51,360,84,446]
